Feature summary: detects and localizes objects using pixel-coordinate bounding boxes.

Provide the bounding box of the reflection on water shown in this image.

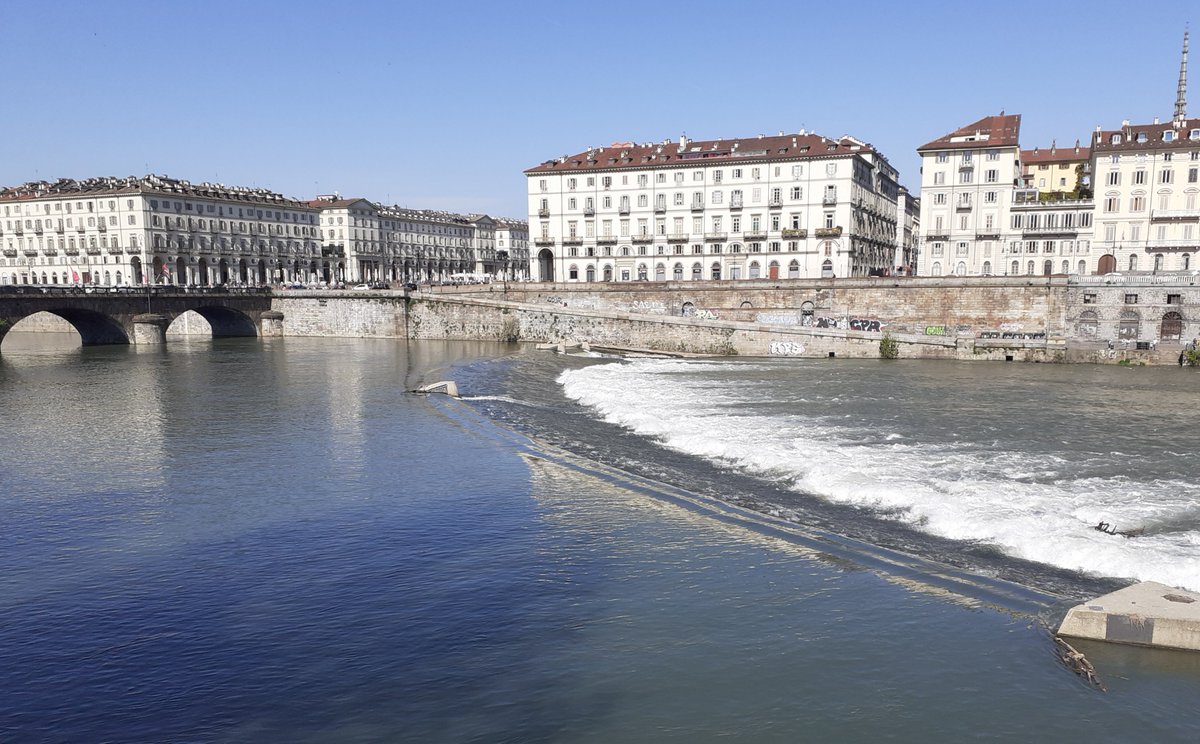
[0,336,1199,742]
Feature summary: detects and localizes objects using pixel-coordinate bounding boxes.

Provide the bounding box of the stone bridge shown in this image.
[0,288,281,350]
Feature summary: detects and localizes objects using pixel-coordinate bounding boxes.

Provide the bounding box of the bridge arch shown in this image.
[1,306,129,349]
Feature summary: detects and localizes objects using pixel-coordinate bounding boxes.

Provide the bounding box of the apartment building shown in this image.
[0,175,323,287]
[525,131,905,283]
[1021,142,1091,196]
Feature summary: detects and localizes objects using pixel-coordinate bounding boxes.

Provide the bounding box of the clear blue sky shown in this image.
[0,0,1191,217]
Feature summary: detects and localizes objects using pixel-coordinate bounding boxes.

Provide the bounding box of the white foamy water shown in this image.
[560,359,1200,591]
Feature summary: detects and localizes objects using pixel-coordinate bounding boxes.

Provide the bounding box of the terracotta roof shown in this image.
[1092,117,1200,153]
[917,114,1022,153]
[1021,144,1090,164]
[524,131,879,174]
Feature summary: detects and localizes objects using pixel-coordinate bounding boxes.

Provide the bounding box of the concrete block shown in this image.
[1059,581,1200,652]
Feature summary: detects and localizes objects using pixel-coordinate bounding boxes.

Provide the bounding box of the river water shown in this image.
[2,334,1199,742]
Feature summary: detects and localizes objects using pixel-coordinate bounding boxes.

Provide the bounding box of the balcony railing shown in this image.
[2,249,17,257]
[631,234,654,243]
[823,196,837,206]
[976,233,1001,241]
[85,246,101,255]
[533,236,554,246]
[596,235,617,244]
[583,207,595,216]
[618,205,630,215]
[537,209,550,218]
[654,204,666,213]
[667,233,689,242]
[43,247,57,256]
[97,222,107,231]
[23,249,38,257]
[33,225,43,234]
[781,228,807,239]
[65,247,80,256]
[1151,209,1200,221]
[1022,227,1078,237]
[704,232,728,242]
[814,226,843,238]
[55,224,64,233]
[925,233,950,241]
[562,236,582,245]
[729,200,743,210]
[956,203,972,211]
[691,202,705,211]
[107,245,123,255]
[743,230,768,240]
[75,224,85,232]
[768,198,783,207]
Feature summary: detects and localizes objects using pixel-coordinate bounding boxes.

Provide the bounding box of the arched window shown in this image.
[931,262,942,276]
[568,264,579,280]
[1011,260,1019,275]
[585,265,595,282]
[789,259,801,278]
[691,263,702,280]
[1061,260,1069,274]
[603,265,613,282]
[1129,254,1139,271]
[749,261,761,279]
[1078,310,1099,337]
[1043,260,1053,276]
[710,262,722,280]
[956,262,967,275]
[673,263,683,281]
[637,264,648,281]
[1184,253,1192,270]
[1161,311,1184,340]
[654,263,665,281]
[1026,261,1035,275]
[1154,254,1164,271]
[768,260,780,280]
[1118,310,1140,339]
[982,261,992,275]
[1078,260,1086,274]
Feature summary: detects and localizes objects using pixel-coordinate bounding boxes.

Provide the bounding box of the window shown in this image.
[936,153,949,163]
[1162,170,1174,184]
[568,178,576,190]
[985,169,998,183]
[602,176,612,188]
[539,179,547,192]
[1107,171,1120,186]
[934,193,947,205]
[934,172,946,185]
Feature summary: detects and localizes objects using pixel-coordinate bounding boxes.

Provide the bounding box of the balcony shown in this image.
[815,226,843,238]
[64,247,80,256]
[107,245,123,255]
[1151,209,1200,221]
[2,249,16,257]
[97,222,107,231]
[822,196,837,206]
[583,207,595,217]
[562,236,582,245]
[743,230,768,240]
[691,202,705,211]
[955,203,972,211]
[596,235,617,244]
[533,236,555,246]
[729,199,743,210]
[85,246,101,255]
[23,248,38,257]
[33,224,43,234]
[632,234,654,243]
[43,247,57,256]
[537,208,550,218]
[75,224,85,232]
[925,233,950,241]
[768,198,783,208]
[959,162,975,171]
[976,233,1001,241]
[704,232,728,242]
[1143,239,1200,251]
[667,233,689,243]
[654,204,666,213]
[54,223,64,233]
[12,226,23,235]
[781,228,807,239]
[618,205,630,215]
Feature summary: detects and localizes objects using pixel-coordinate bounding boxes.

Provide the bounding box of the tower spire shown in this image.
[1175,28,1189,126]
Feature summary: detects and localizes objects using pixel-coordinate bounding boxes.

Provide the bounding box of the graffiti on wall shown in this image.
[769,341,806,356]
[802,316,884,332]
[630,300,666,314]
[756,312,799,325]
[693,308,719,320]
[924,325,947,336]
[979,331,1046,340]
[847,318,883,332]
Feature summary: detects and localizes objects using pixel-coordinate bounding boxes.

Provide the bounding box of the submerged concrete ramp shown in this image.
[1059,581,1200,651]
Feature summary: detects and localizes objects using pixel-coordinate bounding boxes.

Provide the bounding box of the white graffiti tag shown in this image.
[769,341,806,356]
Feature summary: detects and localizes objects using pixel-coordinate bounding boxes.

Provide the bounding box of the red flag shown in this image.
[72,270,79,283]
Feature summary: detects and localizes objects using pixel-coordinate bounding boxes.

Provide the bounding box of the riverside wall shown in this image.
[268,274,1200,364]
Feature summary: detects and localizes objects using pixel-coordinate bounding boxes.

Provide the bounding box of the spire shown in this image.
[1175,28,1189,126]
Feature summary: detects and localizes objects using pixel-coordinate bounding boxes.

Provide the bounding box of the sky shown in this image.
[0,0,1192,218]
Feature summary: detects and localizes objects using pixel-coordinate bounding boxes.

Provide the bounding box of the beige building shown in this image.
[1021,142,1092,196]
[525,130,905,283]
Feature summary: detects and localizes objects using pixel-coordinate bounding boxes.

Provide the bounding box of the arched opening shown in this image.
[585,265,595,283]
[151,256,166,284]
[637,264,648,281]
[257,259,267,285]
[197,258,210,286]
[1078,260,1087,275]
[191,306,259,338]
[673,263,683,281]
[238,258,249,284]
[1,307,129,351]
[175,257,187,286]
[655,263,666,281]
[1161,311,1184,341]
[1128,254,1138,272]
[602,265,613,282]
[1077,310,1099,338]
[1118,310,1140,340]
[537,249,554,282]
[130,256,143,285]
[218,258,230,285]
[1097,254,1117,275]
[957,261,968,276]
[691,263,702,280]
[800,301,815,324]
[1043,260,1053,276]
[820,259,832,278]
[768,260,780,280]
[1153,254,1164,272]
[749,261,761,279]
[931,262,942,276]
[1010,260,1019,275]
[710,262,722,280]
[1026,261,1035,275]
[681,301,696,316]
[982,261,992,276]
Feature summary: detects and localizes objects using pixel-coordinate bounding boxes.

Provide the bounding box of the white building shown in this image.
[916,113,1025,276]
[493,217,529,280]
[0,175,323,287]
[524,131,905,283]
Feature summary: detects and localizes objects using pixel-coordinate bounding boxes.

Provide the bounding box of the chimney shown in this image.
[679,133,688,149]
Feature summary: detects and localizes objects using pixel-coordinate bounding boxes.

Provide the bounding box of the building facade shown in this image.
[0,175,325,287]
[525,131,905,284]
[494,217,530,280]
[1021,142,1091,196]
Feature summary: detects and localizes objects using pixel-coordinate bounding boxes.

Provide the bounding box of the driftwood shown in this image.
[1054,637,1106,692]
[1094,521,1145,538]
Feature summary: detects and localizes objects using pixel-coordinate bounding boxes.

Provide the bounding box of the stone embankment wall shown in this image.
[270,275,1200,364]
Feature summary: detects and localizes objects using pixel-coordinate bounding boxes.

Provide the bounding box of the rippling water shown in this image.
[2,334,1199,742]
